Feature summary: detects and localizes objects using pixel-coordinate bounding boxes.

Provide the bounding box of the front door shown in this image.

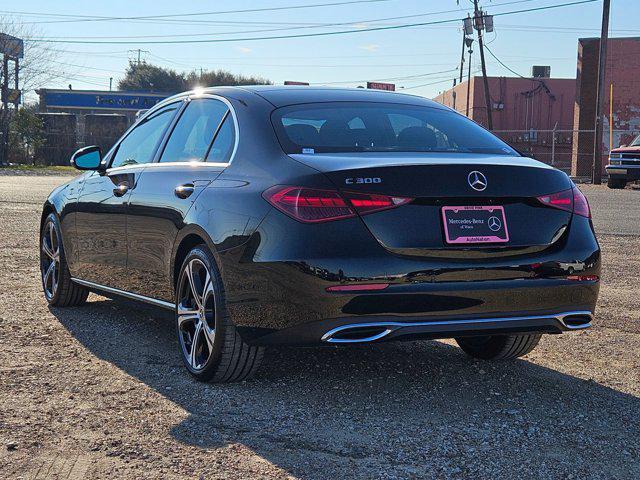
[125,96,236,301]
[74,101,182,288]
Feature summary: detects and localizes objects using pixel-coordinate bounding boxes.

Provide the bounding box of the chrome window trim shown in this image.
[153,93,239,167]
[105,99,187,170]
[71,278,174,310]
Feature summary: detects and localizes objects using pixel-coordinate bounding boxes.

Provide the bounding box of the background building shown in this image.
[434,74,576,172]
[35,89,170,165]
[572,37,640,177]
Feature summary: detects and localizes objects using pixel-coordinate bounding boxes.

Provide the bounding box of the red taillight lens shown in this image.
[263,186,355,223]
[536,187,591,218]
[263,186,413,223]
[537,189,573,213]
[343,191,413,215]
[572,186,591,218]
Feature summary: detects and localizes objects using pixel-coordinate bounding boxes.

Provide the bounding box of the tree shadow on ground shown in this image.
[52,297,640,479]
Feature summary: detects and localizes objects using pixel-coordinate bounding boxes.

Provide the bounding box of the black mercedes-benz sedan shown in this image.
[40,86,600,382]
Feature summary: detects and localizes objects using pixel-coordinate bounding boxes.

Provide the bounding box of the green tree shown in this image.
[9,106,45,165]
[185,69,271,88]
[118,61,185,92]
[117,61,272,93]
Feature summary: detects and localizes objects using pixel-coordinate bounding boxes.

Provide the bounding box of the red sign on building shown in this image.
[367,82,395,91]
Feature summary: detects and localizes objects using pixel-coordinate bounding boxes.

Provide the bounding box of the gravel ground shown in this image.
[0,176,639,479]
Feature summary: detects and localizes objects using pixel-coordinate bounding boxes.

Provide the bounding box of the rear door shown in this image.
[125,95,236,301]
[74,101,181,287]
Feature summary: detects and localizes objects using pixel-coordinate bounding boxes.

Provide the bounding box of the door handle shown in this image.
[175,183,195,199]
[113,184,129,197]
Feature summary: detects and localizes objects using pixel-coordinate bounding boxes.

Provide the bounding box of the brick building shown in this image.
[572,37,640,177]
[434,75,576,171]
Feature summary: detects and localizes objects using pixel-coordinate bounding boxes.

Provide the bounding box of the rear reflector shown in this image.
[536,187,591,218]
[263,185,412,223]
[326,283,390,292]
[567,275,599,282]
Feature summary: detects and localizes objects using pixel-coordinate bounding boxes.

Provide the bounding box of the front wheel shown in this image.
[40,213,89,307]
[455,333,541,360]
[175,245,263,382]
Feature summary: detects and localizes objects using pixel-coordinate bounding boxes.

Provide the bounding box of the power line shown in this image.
[26,0,598,45]
[483,44,528,78]
[18,0,537,40]
[1,0,391,24]
[316,68,459,85]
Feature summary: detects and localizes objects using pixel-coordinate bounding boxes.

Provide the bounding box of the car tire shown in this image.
[40,213,89,307]
[175,245,264,383]
[607,178,627,189]
[455,333,541,360]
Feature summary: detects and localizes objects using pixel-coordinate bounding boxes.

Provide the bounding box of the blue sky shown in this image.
[8,0,639,99]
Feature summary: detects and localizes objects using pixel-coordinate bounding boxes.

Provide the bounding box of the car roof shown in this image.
[181,85,448,109]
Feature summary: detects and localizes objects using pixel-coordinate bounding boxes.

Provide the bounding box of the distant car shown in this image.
[606,133,640,188]
[40,86,601,383]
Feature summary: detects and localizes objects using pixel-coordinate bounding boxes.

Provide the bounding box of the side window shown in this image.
[160,98,229,163]
[206,115,236,163]
[110,102,180,168]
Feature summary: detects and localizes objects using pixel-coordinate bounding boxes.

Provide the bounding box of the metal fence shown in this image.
[493,128,640,174]
[1,130,121,167]
[3,126,640,171]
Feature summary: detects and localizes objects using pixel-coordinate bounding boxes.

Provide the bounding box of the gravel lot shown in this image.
[1,175,639,479]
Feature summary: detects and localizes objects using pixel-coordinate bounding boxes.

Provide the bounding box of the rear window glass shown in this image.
[272,102,518,156]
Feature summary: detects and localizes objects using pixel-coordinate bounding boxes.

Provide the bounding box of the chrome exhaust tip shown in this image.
[321,323,395,343]
[556,311,593,330]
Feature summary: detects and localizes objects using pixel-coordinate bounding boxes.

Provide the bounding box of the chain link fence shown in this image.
[3,122,640,172]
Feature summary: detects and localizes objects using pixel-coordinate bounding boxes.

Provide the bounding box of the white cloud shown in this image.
[359,44,380,52]
[236,46,252,54]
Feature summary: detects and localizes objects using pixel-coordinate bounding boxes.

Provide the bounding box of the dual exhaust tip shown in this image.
[321,311,594,344]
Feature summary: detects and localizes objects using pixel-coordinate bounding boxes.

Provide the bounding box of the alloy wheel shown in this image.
[177,258,217,371]
[41,220,60,301]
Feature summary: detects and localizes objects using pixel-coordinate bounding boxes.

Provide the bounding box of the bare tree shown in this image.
[0,16,61,164]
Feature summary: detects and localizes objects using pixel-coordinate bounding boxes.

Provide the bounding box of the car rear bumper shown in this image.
[256,310,593,345]
[227,271,600,345]
[222,209,600,346]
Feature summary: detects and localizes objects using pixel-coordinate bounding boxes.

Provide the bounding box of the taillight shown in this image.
[572,186,590,218]
[536,187,590,218]
[263,186,354,223]
[343,191,413,215]
[263,186,413,223]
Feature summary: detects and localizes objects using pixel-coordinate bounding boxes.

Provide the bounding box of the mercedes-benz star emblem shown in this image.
[467,171,488,191]
[488,216,502,232]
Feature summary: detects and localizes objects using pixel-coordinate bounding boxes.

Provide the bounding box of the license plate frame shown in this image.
[442,205,509,244]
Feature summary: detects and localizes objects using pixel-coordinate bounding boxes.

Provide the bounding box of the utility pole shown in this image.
[459,28,466,85]
[592,0,611,185]
[128,49,149,65]
[465,37,474,118]
[473,0,493,130]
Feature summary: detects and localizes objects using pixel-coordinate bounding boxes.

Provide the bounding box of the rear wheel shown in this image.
[607,178,627,189]
[175,245,263,382]
[40,213,89,307]
[455,333,541,360]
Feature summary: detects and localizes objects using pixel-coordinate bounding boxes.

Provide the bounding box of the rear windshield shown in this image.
[272,102,518,156]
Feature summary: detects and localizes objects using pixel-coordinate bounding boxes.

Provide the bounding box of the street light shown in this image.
[465,37,474,118]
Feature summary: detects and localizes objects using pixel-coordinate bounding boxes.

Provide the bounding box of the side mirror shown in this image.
[71,146,103,171]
